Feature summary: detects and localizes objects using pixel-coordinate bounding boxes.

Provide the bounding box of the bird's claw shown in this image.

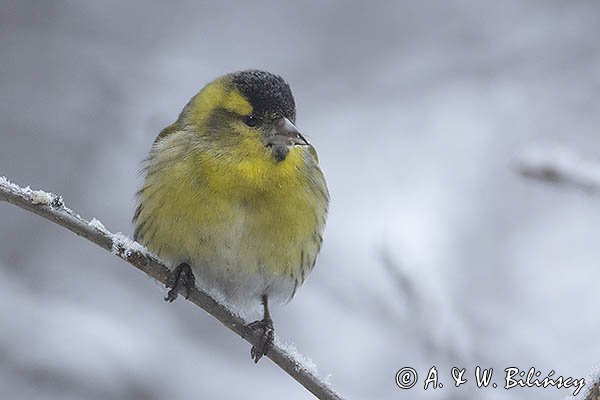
[246,317,274,363]
[165,262,196,302]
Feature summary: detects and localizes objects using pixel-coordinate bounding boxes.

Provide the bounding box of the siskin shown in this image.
[133,70,329,362]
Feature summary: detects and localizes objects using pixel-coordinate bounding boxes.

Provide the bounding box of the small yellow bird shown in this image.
[133,70,329,362]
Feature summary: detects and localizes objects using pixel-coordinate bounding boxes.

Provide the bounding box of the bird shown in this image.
[133,70,329,362]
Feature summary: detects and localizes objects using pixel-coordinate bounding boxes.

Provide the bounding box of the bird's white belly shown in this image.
[160,208,300,309]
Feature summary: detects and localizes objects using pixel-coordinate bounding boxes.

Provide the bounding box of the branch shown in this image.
[0,176,343,400]
[516,145,600,193]
[585,381,599,400]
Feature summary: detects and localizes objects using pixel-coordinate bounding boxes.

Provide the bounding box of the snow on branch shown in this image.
[0,176,344,400]
[585,381,600,400]
[567,365,600,400]
[516,145,600,193]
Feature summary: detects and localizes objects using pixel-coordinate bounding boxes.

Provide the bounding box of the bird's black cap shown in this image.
[231,70,296,122]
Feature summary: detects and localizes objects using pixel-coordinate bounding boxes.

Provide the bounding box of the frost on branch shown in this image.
[565,365,600,400]
[0,176,66,208]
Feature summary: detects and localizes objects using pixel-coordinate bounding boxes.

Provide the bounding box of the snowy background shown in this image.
[1,1,600,399]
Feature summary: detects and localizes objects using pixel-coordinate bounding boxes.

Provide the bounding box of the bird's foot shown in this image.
[246,316,274,363]
[164,262,195,302]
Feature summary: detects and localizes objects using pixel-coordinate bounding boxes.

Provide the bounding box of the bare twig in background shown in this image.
[517,145,600,400]
[380,249,420,312]
[380,248,476,400]
[516,145,600,193]
[0,176,343,400]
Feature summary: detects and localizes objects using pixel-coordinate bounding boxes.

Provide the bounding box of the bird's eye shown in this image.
[244,115,258,127]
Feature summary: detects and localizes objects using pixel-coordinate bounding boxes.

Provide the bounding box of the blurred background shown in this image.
[1,1,600,399]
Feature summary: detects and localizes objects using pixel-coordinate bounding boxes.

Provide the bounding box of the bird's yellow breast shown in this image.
[134,131,327,299]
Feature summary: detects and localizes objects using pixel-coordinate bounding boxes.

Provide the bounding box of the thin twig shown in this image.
[516,145,600,193]
[0,176,343,400]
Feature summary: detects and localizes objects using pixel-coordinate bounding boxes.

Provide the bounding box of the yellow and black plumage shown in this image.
[133,70,329,361]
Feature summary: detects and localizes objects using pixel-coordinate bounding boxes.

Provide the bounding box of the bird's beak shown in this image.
[267,117,309,147]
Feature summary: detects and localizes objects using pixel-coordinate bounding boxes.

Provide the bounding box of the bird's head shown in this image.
[180,70,309,162]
